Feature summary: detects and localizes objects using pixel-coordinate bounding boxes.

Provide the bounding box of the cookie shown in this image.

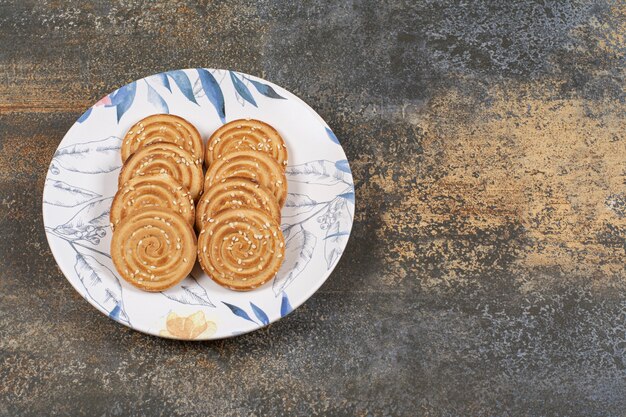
[197,208,285,291]
[118,142,204,201]
[111,207,197,292]
[203,150,287,207]
[110,174,195,230]
[195,177,280,230]
[121,114,203,164]
[205,119,287,169]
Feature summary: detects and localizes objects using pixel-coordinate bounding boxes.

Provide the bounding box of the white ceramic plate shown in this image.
[42,69,354,340]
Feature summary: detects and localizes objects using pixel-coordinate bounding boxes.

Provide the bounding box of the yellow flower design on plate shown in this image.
[159,311,217,340]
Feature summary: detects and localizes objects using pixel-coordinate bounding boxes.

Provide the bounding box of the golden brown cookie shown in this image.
[111,207,197,292]
[118,142,204,201]
[205,119,287,169]
[203,150,287,207]
[195,178,280,230]
[121,114,204,164]
[197,208,285,291]
[110,174,195,230]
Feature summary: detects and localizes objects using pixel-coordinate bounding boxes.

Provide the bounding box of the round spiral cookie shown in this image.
[111,207,197,292]
[197,208,285,291]
[195,178,280,230]
[110,174,195,230]
[121,114,204,164]
[119,142,204,201]
[205,119,288,169]
[203,150,287,207]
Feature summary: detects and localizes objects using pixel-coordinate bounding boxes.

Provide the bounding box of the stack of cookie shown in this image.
[110,114,203,291]
[196,119,287,291]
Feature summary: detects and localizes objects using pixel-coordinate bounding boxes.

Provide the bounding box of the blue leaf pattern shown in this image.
[222,302,256,324]
[249,79,285,99]
[325,127,340,144]
[110,82,136,122]
[53,136,122,174]
[286,160,352,186]
[54,197,112,243]
[280,293,293,317]
[324,198,352,269]
[335,159,351,174]
[77,107,92,123]
[146,81,169,113]
[109,304,123,320]
[167,70,198,105]
[250,302,269,325]
[338,192,355,203]
[49,162,60,175]
[230,71,257,107]
[74,253,129,325]
[324,231,350,239]
[284,193,318,208]
[282,193,324,220]
[197,69,225,122]
[273,226,316,296]
[154,73,171,92]
[44,180,100,207]
[161,276,215,307]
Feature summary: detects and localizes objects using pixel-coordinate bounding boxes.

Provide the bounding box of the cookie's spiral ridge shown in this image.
[197,208,285,291]
[119,143,204,201]
[121,114,203,164]
[204,150,287,207]
[111,207,197,291]
[111,174,195,229]
[195,178,280,230]
[205,119,288,169]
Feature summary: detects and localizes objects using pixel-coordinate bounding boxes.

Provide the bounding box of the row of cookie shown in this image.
[195,120,288,291]
[110,115,204,291]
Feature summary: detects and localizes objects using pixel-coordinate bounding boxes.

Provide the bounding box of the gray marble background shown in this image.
[1,1,625,416]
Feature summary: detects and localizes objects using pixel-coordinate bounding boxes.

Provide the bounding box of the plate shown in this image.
[42,68,354,340]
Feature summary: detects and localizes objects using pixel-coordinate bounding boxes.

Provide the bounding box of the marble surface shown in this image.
[1,1,625,415]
